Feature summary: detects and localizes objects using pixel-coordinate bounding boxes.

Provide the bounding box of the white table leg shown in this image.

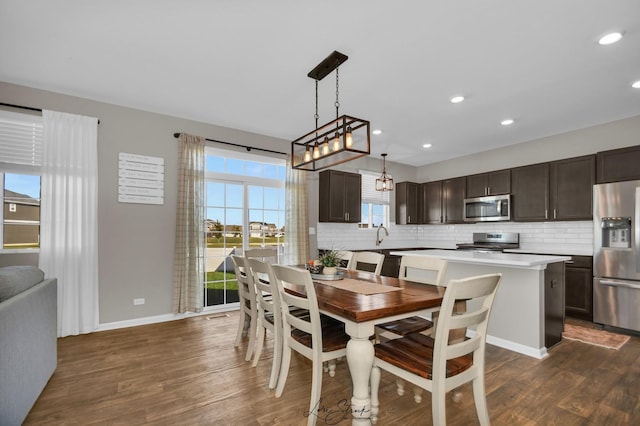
[346,334,374,424]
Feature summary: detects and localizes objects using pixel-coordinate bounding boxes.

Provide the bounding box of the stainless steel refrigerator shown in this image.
[593,179,640,332]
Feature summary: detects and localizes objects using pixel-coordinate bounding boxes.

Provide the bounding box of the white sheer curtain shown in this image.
[172,133,205,313]
[39,110,99,337]
[283,157,309,265]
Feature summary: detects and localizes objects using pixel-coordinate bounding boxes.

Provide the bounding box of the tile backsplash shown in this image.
[316,221,593,256]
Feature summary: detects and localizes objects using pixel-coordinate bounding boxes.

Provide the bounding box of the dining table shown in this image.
[287,267,446,425]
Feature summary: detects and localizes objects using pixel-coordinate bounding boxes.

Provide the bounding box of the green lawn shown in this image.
[205,271,238,290]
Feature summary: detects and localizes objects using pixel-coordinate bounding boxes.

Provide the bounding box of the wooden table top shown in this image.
[289,268,446,323]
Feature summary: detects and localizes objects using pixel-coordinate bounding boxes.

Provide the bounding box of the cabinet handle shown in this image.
[550,279,558,288]
[545,209,548,220]
[408,215,411,223]
[553,209,557,219]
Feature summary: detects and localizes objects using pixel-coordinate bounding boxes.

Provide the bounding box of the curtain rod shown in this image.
[173,132,287,156]
[0,102,101,124]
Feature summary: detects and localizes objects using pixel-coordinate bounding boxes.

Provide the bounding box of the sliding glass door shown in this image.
[204,148,285,308]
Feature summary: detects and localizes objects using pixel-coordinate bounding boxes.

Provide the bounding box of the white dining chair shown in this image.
[246,258,283,389]
[231,255,258,362]
[376,255,448,401]
[271,265,350,426]
[378,255,449,338]
[349,251,385,275]
[370,273,502,426]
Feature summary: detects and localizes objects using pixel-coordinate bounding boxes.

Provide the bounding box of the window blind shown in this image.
[360,170,390,205]
[0,110,43,167]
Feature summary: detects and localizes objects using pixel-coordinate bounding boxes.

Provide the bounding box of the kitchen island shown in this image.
[391,249,571,358]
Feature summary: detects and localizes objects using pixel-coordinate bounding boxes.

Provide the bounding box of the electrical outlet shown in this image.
[133,298,145,306]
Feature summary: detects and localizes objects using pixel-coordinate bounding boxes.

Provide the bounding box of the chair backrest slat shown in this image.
[398,255,448,286]
[245,247,278,264]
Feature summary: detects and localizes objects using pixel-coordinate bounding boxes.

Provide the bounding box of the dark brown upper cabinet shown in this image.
[511,162,550,221]
[443,177,466,223]
[421,181,443,224]
[512,155,594,222]
[466,169,511,198]
[319,169,361,223]
[550,155,595,221]
[395,181,421,225]
[596,145,640,183]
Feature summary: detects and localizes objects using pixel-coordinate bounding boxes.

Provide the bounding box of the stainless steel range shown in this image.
[456,232,519,252]
[593,180,640,333]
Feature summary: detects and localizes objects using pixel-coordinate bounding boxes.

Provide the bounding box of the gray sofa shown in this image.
[0,266,57,426]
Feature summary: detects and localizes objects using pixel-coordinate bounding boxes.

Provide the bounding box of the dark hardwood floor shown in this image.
[25,312,640,425]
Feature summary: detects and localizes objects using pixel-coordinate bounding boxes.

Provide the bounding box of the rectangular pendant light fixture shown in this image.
[291,51,371,171]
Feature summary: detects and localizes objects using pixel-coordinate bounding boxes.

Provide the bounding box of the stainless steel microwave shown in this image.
[463,194,511,222]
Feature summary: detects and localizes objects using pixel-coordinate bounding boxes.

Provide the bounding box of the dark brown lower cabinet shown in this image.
[564,256,593,321]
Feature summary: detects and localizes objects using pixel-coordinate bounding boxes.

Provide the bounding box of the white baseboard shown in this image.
[97,306,238,332]
[466,329,549,359]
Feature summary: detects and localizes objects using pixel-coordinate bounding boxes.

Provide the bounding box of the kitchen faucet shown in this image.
[376,224,389,246]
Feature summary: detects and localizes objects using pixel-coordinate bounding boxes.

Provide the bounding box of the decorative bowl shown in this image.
[307,264,324,274]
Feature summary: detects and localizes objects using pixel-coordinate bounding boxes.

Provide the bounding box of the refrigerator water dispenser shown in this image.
[601,217,632,249]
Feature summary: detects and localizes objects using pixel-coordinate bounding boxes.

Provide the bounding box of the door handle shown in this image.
[600,280,640,290]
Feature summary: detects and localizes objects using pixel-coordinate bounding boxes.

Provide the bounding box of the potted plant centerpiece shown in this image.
[319,249,340,276]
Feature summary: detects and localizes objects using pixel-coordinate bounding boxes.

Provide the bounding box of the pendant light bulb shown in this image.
[345,126,353,148]
[313,144,320,159]
[303,148,312,163]
[332,132,341,151]
[322,136,330,155]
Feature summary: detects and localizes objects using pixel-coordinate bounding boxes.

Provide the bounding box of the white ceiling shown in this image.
[1,1,639,167]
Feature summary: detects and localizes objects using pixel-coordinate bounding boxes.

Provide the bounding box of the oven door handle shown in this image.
[600,279,640,290]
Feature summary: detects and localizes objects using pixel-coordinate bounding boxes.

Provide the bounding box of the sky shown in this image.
[4,173,40,199]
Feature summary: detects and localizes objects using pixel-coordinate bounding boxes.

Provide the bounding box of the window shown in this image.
[203,147,286,307]
[0,110,43,252]
[359,170,390,228]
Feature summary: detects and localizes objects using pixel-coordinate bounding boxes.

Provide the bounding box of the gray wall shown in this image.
[1,81,290,324]
[2,80,639,326]
[416,114,640,182]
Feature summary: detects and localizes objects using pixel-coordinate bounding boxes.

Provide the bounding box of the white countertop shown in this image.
[390,249,571,269]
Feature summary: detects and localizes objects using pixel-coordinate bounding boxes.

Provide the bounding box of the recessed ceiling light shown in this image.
[501,119,514,126]
[422,143,432,149]
[632,80,640,89]
[450,96,465,104]
[598,31,623,45]
[372,129,382,135]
